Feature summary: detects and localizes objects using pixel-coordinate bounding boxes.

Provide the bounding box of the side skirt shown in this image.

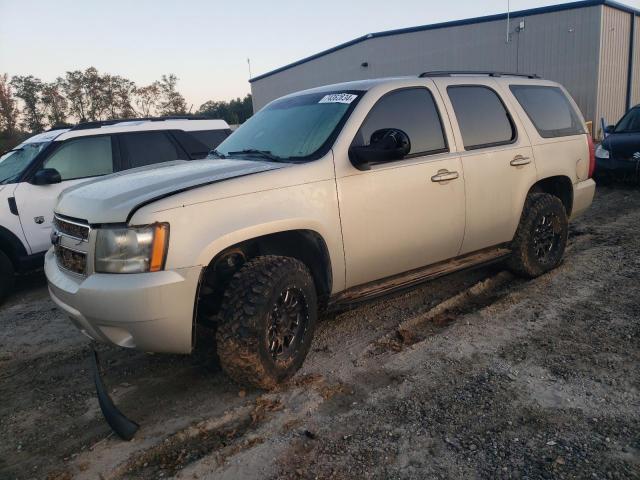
[329,245,511,308]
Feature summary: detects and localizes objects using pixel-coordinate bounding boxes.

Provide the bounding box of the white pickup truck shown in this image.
[46,73,596,390]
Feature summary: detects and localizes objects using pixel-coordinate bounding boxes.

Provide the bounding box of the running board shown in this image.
[330,246,511,307]
[91,349,139,441]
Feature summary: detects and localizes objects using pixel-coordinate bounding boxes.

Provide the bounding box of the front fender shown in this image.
[132,180,346,294]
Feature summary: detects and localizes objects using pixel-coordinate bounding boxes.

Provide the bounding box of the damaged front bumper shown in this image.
[91,348,139,440]
[45,248,201,354]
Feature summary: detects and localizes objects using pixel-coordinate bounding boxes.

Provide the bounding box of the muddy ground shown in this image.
[1,186,639,480]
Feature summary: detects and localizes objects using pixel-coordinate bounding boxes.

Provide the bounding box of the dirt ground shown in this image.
[1,186,639,480]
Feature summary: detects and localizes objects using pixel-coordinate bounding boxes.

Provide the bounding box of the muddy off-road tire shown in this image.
[0,250,15,304]
[507,193,568,278]
[216,256,317,389]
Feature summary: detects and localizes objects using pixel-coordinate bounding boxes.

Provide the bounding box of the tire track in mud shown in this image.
[111,396,282,480]
[367,271,517,355]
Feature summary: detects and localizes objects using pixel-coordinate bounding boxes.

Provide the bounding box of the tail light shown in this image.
[587,134,596,178]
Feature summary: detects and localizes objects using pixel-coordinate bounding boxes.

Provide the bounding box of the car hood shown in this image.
[601,133,640,160]
[56,159,287,224]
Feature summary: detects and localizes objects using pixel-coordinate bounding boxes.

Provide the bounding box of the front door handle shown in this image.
[431,170,459,182]
[510,155,531,166]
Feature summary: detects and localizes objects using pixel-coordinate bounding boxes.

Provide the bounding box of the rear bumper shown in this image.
[45,248,202,354]
[571,179,596,220]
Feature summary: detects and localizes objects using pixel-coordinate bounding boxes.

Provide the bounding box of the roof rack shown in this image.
[69,115,209,131]
[419,71,541,79]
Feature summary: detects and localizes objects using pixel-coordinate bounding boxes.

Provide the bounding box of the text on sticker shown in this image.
[319,93,358,104]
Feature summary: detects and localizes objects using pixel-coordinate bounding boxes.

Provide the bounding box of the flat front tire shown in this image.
[507,193,568,278]
[216,256,317,389]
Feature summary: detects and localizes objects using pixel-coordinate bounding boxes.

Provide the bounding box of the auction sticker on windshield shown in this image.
[319,93,358,104]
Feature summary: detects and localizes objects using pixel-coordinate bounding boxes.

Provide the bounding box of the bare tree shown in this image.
[0,73,19,136]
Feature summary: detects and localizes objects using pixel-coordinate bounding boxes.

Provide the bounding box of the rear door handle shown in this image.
[431,170,459,182]
[510,155,531,166]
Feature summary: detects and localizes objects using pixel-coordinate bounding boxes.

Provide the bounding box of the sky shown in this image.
[1,0,639,109]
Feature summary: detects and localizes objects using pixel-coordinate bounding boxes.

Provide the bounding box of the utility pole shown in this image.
[247,58,252,79]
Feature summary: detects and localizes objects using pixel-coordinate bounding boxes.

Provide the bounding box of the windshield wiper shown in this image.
[227,149,284,162]
[208,149,226,159]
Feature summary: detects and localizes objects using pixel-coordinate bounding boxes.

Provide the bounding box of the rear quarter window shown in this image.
[509,85,585,138]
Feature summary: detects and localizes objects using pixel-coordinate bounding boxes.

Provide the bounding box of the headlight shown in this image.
[95,223,169,273]
[595,144,610,159]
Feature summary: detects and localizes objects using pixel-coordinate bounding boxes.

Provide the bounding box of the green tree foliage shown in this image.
[158,74,188,116]
[0,74,19,136]
[0,67,247,151]
[10,75,45,133]
[197,94,253,125]
[0,74,21,151]
[135,81,161,117]
[41,78,68,127]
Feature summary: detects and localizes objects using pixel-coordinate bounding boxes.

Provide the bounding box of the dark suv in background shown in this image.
[595,105,640,182]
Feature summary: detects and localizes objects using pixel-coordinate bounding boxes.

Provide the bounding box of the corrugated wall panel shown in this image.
[517,7,601,125]
[596,6,631,128]
[251,6,601,123]
[632,15,640,106]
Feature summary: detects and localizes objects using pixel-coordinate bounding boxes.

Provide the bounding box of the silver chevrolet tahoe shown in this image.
[46,73,596,390]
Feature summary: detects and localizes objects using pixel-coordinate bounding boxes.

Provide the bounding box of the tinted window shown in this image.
[42,136,113,180]
[120,131,182,168]
[187,129,231,149]
[510,85,585,138]
[614,107,640,133]
[448,86,515,149]
[354,88,447,156]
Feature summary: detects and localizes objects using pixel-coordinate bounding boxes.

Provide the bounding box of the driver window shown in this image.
[42,136,113,181]
[353,88,448,157]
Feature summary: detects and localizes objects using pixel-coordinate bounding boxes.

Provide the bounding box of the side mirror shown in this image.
[349,128,411,170]
[33,168,62,185]
[604,125,615,134]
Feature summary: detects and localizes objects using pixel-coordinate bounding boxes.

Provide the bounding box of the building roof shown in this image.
[250,0,639,83]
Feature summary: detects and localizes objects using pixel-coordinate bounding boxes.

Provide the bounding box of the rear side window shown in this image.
[354,88,447,156]
[119,131,183,168]
[447,86,515,149]
[43,136,113,180]
[510,85,585,138]
[187,129,231,150]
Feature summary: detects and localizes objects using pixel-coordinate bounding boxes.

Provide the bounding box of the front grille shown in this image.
[53,215,90,241]
[55,245,87,275]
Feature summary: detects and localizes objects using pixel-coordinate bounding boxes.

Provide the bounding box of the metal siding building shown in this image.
[250,0,639,136]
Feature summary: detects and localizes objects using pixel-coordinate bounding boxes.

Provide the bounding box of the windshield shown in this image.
[0,141,51,184]
[614,108,640,133]
[213,90,363,162]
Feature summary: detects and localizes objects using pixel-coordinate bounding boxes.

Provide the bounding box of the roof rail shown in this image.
[69,115,209,131]
[419,71,541,79]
